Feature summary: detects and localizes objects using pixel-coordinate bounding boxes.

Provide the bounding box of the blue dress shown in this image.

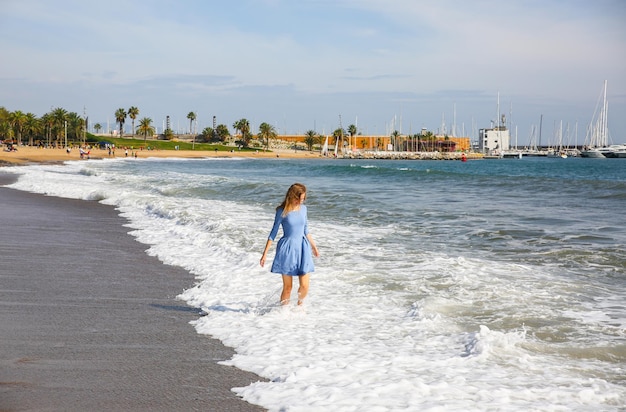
[268,205,315,276]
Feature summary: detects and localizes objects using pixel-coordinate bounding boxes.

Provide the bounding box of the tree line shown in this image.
[0,106,339,151]
[0,106,88,147]
[2,105,446,152]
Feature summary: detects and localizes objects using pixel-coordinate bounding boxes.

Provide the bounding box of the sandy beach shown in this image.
[0,173,266,411]
[0,144,309,411]
[0,144,321,166]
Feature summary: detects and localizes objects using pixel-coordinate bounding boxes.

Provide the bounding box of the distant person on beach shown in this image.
[260,183,319,305]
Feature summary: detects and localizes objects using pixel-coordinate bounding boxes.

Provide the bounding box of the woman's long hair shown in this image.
[277,183,307,216]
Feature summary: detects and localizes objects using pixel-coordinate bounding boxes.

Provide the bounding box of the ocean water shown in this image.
[3,156,625,411]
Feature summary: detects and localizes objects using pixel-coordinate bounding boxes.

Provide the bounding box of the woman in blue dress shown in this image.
[260,183,319,305]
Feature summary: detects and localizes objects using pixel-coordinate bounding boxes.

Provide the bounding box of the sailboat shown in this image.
[547,121,568,158]
[581,80,609,158]
[321,136,329,156]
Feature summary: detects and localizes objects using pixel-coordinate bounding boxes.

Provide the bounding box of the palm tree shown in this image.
[215,124,230,142]
[136,117,155,144]
[24,113,39,146]
[258,122,277,151]
[115,108,127,138]
[0,107,14,142]
[94,123,102,134]
[0,106,9,123]
[66,112,84,144]
[128,106,139,136]
[40,112,54,146]
[0,124,13,142]
[233,118,251,147]
[332,128,345,151]
[347,124,357,151]
[0,107,8,135]
[8,110,27,145]
[200,127,214,142]
[303,129,319,151]
[187,112,196,135]
[163,128,174,140]
[51,107,68,146]
[421,130,435,152]
[390,130,400,151]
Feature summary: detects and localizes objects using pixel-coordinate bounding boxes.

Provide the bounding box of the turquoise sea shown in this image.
[4,156,625,411]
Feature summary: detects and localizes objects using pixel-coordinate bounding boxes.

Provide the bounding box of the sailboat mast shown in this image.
[452,103,456,137]
[601,80,608,147]
[538,114,543,149]
[496,92,501,151]
[354,116,358,152]
[334,114,342,156]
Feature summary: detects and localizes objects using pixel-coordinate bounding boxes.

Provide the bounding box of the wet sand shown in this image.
[0,174,266,411]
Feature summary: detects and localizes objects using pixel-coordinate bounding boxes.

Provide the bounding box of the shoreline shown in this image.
[0,145,481,166]
[0,145,322,166]
[0,175,266,411]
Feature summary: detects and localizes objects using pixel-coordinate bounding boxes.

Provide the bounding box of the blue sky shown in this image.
[1,0,625,146]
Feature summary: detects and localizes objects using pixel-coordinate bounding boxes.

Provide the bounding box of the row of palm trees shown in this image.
[112,108,346,151]
[114,106,156,143]
[0,105,312,150]
[0,106,87,147]
[0,106,159,147]
[4,105,429,152]
[1,104,358,152]
[230,118,327,151]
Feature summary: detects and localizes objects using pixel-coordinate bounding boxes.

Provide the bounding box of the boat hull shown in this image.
[603,151,626,158]
[580,150,605,158]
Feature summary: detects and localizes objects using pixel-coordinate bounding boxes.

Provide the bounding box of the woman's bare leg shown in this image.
[280,275,293,305]
[297,274,310,305]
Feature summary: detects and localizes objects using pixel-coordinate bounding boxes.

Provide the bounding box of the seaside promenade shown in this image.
[0,173,266,411]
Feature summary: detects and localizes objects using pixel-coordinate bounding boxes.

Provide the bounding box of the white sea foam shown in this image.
[2,159,625,411]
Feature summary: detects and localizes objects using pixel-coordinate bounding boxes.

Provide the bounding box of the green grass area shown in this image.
[85,134,262,152]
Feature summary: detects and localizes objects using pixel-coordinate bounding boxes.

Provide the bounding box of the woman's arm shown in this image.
[307,234,319,258]
[261,209,283,267]
[260,239,273,267]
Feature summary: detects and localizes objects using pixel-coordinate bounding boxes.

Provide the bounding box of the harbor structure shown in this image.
[478,115,510,155]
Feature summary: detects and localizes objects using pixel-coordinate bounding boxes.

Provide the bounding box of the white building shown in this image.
[478,126,510,154]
